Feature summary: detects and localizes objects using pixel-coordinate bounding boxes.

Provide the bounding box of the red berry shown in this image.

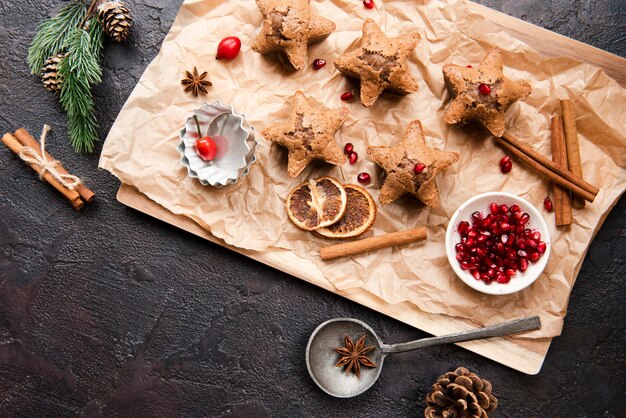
[216,36,241,61]
[479,83,491,95]
[195,136,218,161]
[312,59,326,70]
[344,143,354,154]
[414,163,426,174]
[363,0,375,9]
[357,172,371,185]
[500,156,513,174]
[544,196,554,212]
[341,91,354,102]
[349,151,358,164]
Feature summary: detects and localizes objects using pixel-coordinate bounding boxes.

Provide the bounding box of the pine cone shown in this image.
[41,53,67,93]
[98,0,133,42]
[424,367,498,418]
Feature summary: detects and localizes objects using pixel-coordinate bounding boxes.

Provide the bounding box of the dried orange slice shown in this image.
[316,184,377,239]
[286,177,347,231]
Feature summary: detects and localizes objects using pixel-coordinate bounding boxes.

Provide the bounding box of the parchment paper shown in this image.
[99,0,626,339]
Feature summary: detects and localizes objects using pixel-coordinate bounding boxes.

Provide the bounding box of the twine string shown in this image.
[18,125,82,190]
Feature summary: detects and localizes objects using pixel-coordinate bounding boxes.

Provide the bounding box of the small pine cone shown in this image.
[41,53,67,93]
[424,367,498,418]
[98,0,133,42]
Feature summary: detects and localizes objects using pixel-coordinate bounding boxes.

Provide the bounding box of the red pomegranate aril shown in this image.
[500,160,512,173]
[490,202,499,214]
[479,83,491,95]
[481,274,492,283]
[520,213,530,224]
[518,250,527,258]
[465,238,475,248]
[470,269,481,280]
[455,243,464,253]
[515,224,525,234]
[532,231,541,241]
[344,143,354,154]
[523,228,532,237]
[349,151,359,164]
[519,258,529,272]
[414,163,426,174]
[466,65,473,68]
[500,222,511,232]
[529,252,540,262]
[537,241,547,254]
[472,211,482,222]
[467,230,478,239]
[312,58,327,70]
[510,204,521,214]
[460,261,470,270]
[363,0,375,9]
[505,268,516,277]
[456,252,467,262]
[526,238,537,248]
[477,234,487,244]
[511,211,523,222]
[476,248,487,258]
[357,172,371,185]
[487,268,496,278]
[544,196,554,212]
[341,91,354,101]
[458,221,470,234]
[495,242,505,254]
[496,274,511,284]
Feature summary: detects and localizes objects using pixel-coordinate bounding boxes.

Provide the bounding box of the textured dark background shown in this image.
[0,1,624,417]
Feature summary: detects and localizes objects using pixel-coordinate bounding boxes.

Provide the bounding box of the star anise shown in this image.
[334,335,376,378]
[181,67,212,97]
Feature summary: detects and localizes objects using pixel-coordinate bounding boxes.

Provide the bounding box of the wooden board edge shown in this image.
[117,184,551,375]
[466,1,626,86]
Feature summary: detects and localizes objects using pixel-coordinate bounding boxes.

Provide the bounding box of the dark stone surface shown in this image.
[0,1,624,417]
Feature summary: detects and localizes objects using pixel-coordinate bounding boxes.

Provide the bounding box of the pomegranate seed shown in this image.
[500,159,513,174]
[537,241,547,254]
[519,259,529,272]
[520,213,530,224]
[458,221,469,234]
[495,242,505,254]
[505,268,516,276]
[312,59,327,70]
[487,268,496,278]
[349,151,358,164]
[344,143,354,154]
[456,252,466,262]
[500,204,508,213]
[526,238,537,248]
[496,274,511,284]
[465,238,475,248]
[477,234,487,244]
[490,202,499,214]
[460,261,470,270]
[472,211,482,222]
[500,222,511,232]
[529,252,540,262]
[523,228,532,237]
[511,211,523,222]
[414,163,426,174]
[544,196,554,212]
[510,204,522,214]
[470,269,481,280]
[357,172,371,185]
[518,250,527,258]
[532,231,541,241]
[341,91,354,101]
[363,0,375,9]
[479,83,491,95]
[481,274,491,283]
[466,65,473,68]
[455,243,463,253]
[467,230,478,239]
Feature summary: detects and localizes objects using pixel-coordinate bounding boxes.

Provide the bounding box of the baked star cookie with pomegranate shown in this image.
[442,48,532,137]
[367,120,459,207]
[263,91,349,178]
[252,0,336,70]
[334,18,420,107]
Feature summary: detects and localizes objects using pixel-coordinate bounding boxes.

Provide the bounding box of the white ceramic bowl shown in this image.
[445,192,551,295]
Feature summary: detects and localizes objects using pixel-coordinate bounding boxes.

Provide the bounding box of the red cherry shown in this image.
[414,163,426,174]
[312,59,326,70]
[363,0,375,9]
[357,172,371,185]
[349,151,359,164]
[344,143,354,154]
[195,137,217,161]
[216,36,241,61]
[341,91,354,102]
[479,83,492,95]
[544,196,554,212]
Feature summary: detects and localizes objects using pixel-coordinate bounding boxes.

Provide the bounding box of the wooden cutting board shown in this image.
[117,3,625,375]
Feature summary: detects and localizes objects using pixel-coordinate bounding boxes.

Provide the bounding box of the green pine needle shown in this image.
[28,2,87,76]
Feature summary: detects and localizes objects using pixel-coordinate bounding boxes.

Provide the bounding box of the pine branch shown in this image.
[28,2,87,76]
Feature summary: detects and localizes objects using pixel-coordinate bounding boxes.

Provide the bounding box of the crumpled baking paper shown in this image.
[100,0,626,338]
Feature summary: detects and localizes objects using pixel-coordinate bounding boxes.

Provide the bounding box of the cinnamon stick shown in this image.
[14,128,95,203]
[320,227,427,261]
[551,116,573,226]
[495,133,598,202]
[2,133,84,210]
[560,100,585,209]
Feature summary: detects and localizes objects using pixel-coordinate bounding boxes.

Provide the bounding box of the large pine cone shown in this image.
[424,367,498,418]
[41,53,67,93]
[98,0,133,42]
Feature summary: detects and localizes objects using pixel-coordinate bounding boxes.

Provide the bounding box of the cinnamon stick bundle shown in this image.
[320,227,428,261]
[561,100,585,209]
[2,133,84,210]
[551,116,573,226]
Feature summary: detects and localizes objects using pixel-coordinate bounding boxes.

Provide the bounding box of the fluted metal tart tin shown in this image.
[178,101,258,187]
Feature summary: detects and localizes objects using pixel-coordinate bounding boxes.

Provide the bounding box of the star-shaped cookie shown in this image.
[442,48,532,137]
[367,120,459,207]
[252,0,336,70]
[334,18,420,107]
[263,91,349,178]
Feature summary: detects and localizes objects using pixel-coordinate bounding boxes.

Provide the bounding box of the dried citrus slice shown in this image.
[316,184,377,239]
[286,177,347,231]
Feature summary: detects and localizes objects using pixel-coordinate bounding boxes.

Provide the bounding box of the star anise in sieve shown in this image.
[181,67,212,97]
[334,334,376,378]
